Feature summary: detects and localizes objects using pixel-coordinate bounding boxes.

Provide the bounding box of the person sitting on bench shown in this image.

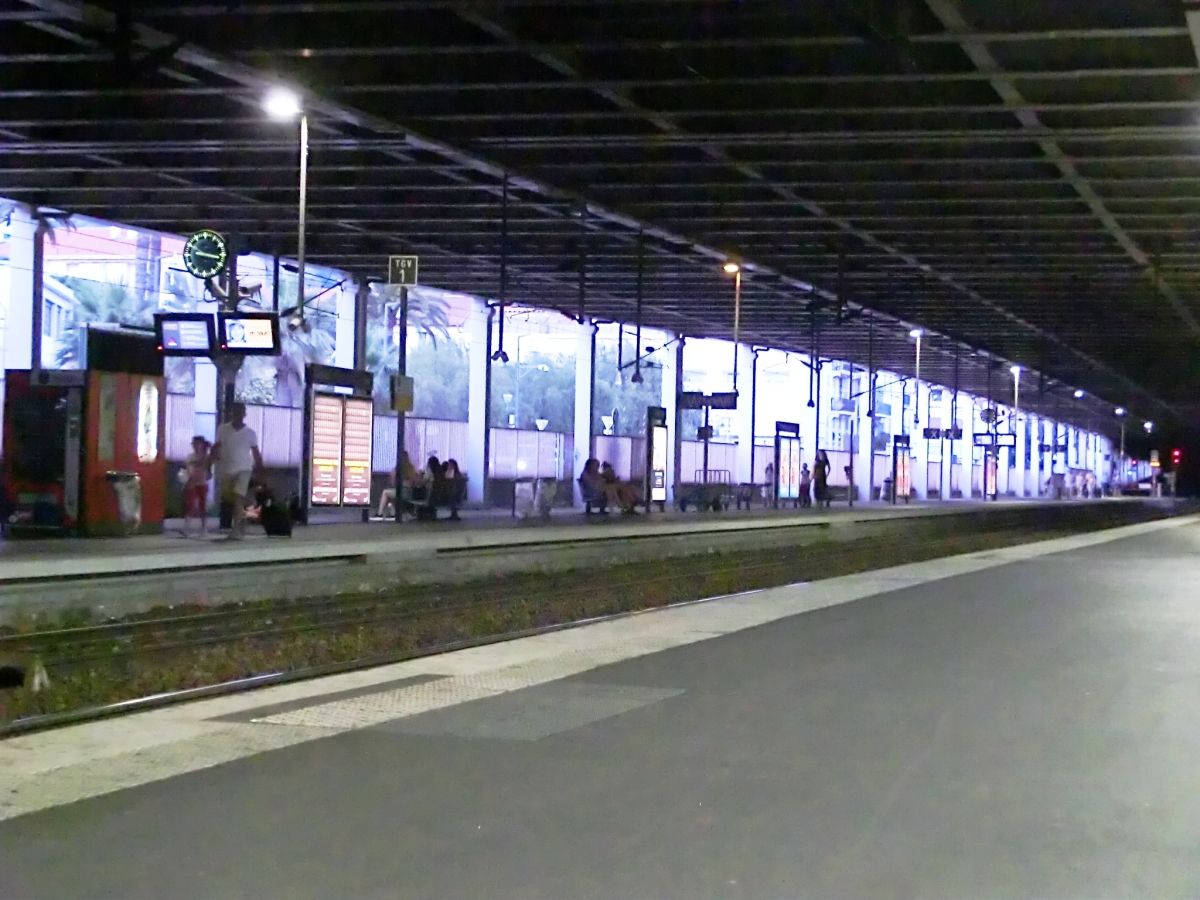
[579,458,608,514]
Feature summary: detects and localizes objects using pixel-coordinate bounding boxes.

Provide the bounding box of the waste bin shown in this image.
[883,476,894,503]
[105,471,143,535]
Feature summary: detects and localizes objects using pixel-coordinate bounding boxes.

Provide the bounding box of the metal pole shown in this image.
[296,113,309,324]
[702,403,711,484]
[577,203,587,322]
[672,336,685,504]
[913,334,922,427]
[29,216,46,376]
[732,269,742,392]
[750,348,760,484]
[867,316,875,501]
[634,230,644,382]
[482,305,495,505]
[393,285,409,523]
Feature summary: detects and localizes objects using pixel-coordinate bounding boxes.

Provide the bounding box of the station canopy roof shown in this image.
[5,0,1200,432]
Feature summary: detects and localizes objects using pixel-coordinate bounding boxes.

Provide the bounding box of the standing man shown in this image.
[211,402,262,541]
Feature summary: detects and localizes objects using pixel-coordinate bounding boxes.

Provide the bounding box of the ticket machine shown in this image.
[3,327,166,535]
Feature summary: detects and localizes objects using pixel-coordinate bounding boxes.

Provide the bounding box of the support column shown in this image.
[801,355,818,470]
[671,337,686,502]
[734,343,755,484]
[334,282,357,369]
[911,382,928,500]
[351,279,369,370]
[660,334,679,504]
[572,320,595,505]
[856,402,873,502]
[1014,411,1027,497]
[465,299,491,504]
[3,205,35,371]
[961,394,976,499]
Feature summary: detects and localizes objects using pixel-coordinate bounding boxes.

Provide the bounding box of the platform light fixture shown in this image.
[723,261,743,391]
[1115,406,1126,417]
[1073,389,1085,399]
[909,328,923,425]
[1144,420,1154,433]
[264,87,308,331]
[1010,365,1021,420]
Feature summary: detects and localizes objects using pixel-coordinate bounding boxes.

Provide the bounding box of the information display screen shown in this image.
[777,435,802,500]
[155,313,214,356]
[219,314,280,355]
[894,450,912,501]
[340,397,374,507]
[309,393,344,506]
[649,423,669,502]
[984,454,998,498]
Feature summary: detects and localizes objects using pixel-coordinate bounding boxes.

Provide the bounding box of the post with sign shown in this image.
[388,256,418,522]
[774,421,802,509]
[645,406,669,511]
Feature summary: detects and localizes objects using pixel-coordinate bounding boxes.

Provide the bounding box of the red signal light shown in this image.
[1171,448,1182,465]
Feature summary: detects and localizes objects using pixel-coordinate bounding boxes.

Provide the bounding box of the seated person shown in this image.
[601,461,641,514]
[578,458,608,513]
[377,450,419,518]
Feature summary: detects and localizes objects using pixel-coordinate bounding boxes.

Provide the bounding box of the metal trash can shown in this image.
[883,476,894,503]
[105,470,143,535]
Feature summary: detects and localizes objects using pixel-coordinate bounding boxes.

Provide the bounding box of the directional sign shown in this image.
[894,434,911,448]
[974,433,996,447]
[945,427,963,440]
[922,427,942,440]
[679,391,706,410]
[708,391,739,410]
[996,433,1017,448]
[388,255,419,286]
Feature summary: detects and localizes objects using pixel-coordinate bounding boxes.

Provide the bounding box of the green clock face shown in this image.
[183,230,228,279]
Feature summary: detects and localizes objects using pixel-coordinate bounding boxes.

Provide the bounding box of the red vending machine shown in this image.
[3,327,166,536]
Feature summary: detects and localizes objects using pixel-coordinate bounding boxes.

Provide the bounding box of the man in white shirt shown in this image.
[211,402,262,541]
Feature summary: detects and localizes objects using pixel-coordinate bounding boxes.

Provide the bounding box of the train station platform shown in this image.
[0,496,1117,583]
[1,513,1196,898]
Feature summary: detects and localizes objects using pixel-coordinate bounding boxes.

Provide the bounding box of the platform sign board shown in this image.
[945,427,964,441]
[923,427,942,440]
[679,391,706,410]
[893,446,911,503]
[984,454,998,498]
[1150,449,1161,469]
[310,393,344,506]
[708,391,739,410]
[776,435,803,501]
[390,373,414,413]
[996,432,1017,448]
[645,405,669,505]
[388,255,419,286]
[974,433,996,447]
[341,397,374,506]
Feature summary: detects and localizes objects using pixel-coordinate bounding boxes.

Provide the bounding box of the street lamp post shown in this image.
[1115,407,1127,483]
[909,329,923,429]
[264,88,308,323]
[724,262,742,392]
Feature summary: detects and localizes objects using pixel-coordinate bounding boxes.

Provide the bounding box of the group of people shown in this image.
[181,401,264,540]
[578,458,641,515]
[377,451,465,521]
[763,451,833,509]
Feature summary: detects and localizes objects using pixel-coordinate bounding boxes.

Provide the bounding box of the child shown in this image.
[183,435,212,536]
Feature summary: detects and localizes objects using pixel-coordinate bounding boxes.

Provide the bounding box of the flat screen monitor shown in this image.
[154,313,215,357]
[218,313,280,355]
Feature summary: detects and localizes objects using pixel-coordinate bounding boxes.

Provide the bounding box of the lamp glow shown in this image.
[908,328,923,339]
[263,87,302,120]
[1073,389,1085,399]
[1115,407,1127,417]
[723,261,740,274]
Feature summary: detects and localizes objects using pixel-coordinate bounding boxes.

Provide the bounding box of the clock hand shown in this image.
[192,250,224,260]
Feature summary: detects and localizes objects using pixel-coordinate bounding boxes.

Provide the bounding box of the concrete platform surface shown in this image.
[1,514,1196,899]
[0,496,1120,582]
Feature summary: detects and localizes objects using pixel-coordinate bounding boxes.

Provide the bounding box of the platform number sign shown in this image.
[388,255,419,286]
